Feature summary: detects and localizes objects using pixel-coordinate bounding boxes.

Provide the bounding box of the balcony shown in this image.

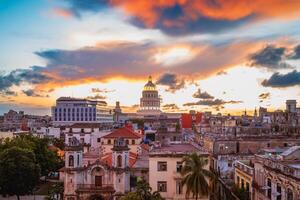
[76,184,115,193]
[235,161,254,176]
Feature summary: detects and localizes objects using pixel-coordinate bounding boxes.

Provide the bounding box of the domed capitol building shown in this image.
[137,76,162,115]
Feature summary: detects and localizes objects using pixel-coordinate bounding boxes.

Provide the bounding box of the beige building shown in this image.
[253,146,300,200]
[149,142,210,200]
[234,160,254,200]
[100,127,142,154]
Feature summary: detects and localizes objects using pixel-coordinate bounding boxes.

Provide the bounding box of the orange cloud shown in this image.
[52,8,73,18]
[111,0,300,23]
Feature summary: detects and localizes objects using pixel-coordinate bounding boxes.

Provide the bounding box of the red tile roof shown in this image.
[101,152,138,167]
[103,127,141,139]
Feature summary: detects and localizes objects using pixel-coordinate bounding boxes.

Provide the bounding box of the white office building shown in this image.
[51,97,113,126]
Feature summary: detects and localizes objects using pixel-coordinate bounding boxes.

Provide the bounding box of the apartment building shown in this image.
[149,142,210,200]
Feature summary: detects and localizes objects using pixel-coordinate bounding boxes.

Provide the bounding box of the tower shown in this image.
[286,100,297,113]
[65,137,83,169]
[112,138,130,194]
[138,75,162,115]
[64,137,83,199]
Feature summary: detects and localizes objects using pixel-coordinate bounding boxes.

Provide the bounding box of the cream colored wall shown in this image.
[149,156,209,200]
[101,138,141,154]
[234,168,253,192]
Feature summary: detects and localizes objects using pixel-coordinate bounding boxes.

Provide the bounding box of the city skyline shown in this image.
[1,0,300,115]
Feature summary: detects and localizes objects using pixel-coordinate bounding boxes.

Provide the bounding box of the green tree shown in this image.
[181,152,214,200]
[233,186,250,200]
[45,182,64,200]
[120,192,140,200]
[121,178,164,200]
[52,138,65,150]
[0,147,40,200]
[0,135,63,178]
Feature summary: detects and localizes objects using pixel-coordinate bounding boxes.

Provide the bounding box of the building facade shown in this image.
[52,97,113,126]
[149,142,210,200]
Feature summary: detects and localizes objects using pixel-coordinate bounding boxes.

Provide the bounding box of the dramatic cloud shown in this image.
[87,94,106,100]
[258,92,270,100]
[91,88,115,93]
[0,90,17,97]
[289,44,300,59]
[183,99,242,107]
[249,45,291,69]
[162,103,179,111]
[192,89,214,99]
[156,73,185,93]
[22,89,44,97]
[0,67,51,92]
[262,70,300,88]
[216,70,227,76]
[61,0,300,35]
[62,0,109,18]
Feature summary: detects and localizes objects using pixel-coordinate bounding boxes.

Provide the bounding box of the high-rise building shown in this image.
[51,97,113,126]
[138,76,161,115]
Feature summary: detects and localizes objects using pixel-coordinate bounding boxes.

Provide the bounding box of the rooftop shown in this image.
[103,127,141,139]
[150,142,208,156]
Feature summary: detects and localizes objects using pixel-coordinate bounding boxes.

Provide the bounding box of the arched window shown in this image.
[117,155,122,168]
[69,155,74,167]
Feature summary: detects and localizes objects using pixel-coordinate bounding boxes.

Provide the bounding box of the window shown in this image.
[277,184,281,200]
[97,138,101,143]
[69,155,74,167]
[236,176,240,186]
[117,155,122,168]
[108,139,111,145]
[157,181,167,192]
[157,161,167,171]
[267,178,272,198]
[241,179,245,189]
[80,138,84,144]
[176,180,182,194]
[267,143,270,147]
[176,162,182,173]
[132,140,135,145]
[126,140,129,145]
[246,182,250,192]
[77,154,80,166]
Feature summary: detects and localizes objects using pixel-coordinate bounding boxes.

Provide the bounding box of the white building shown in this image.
[51,97,113,126]
[35,127,61,138]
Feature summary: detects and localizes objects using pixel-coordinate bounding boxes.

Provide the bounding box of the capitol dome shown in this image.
[143,76,156,91]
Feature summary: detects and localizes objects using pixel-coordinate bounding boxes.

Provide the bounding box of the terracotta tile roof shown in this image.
[101,152,138,167]
[140,143,150,151]
[103,127,141,139]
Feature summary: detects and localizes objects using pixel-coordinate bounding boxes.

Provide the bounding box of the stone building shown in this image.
[137,76,162,115]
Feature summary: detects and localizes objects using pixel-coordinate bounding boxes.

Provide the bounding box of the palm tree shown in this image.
[181,152,214,200]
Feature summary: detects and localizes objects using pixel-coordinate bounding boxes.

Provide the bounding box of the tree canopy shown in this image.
[0,147,41,200]
[0,135,63,177]
[121,178,164,200]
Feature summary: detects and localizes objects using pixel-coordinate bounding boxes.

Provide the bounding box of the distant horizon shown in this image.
[1,1,300,116]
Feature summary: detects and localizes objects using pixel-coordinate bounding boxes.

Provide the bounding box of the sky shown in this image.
[1,0,300,115]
